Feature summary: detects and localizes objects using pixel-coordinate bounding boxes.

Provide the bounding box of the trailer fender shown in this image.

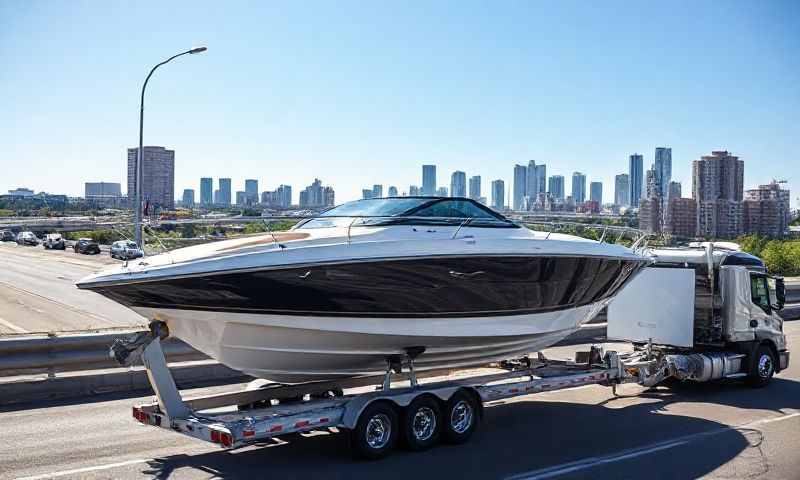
[340,387,462,429]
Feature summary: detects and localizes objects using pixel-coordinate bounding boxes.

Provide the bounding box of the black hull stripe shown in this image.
[92,256,645,318]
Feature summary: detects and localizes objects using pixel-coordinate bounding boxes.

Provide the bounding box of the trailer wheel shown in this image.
[747,344,776,388]
[442,391,479,444]
[401,396,442,451]
[350,401,398,460]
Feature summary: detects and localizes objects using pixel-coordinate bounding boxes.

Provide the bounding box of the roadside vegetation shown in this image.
[736,235,800,277]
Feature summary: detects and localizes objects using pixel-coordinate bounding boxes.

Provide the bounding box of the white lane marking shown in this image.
[506,411,800,480]
[16,458,148,480]
[0,315,28,333]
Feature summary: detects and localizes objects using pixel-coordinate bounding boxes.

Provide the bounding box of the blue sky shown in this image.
[1,1,798,205]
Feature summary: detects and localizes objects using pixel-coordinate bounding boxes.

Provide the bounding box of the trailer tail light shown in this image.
[220,432,233,447]
[210,430,221,443]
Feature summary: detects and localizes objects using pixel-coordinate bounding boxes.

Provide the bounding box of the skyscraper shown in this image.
[571,172,586,204]
[200,177,213,205]
[669,181,682,199]
[436,187,448,197]
[245,179,258,204]
[387,186,398,197]
[548,175,565,200]
[513,164,527,211]
[299,179,329,207]
[743,181,791,238]
[373,184,383,198]
[182,189,195,207]
[654,147,672,200]
[693,150,745,238]
[614,174,630,206]
[526,160,538,199]
[450,171,466,197]
[468,176,481,200]
[218,178,232,206]
[590,181,602,204]
[536,165,546,197]
[362,189,373,200]
[629,153,644,207]
[422,165,436,196]
[409,185,420,196]
[491,180,505,210]
[127,146,175,210]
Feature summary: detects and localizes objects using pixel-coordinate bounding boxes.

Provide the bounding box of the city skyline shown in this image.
[1,2,797,205]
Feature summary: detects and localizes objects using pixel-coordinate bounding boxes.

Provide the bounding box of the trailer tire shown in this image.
[747,344,776,388]
[401,395,442,451]
[350,401,398,460]
[442,390,479,444]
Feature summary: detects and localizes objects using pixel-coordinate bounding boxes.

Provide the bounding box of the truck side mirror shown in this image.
[774,277,785,311]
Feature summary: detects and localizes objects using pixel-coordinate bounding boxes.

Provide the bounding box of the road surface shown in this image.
[1,322,798,480]
[0,242,144,334]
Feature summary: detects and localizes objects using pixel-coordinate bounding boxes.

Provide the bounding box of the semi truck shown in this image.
[116,242,789,459]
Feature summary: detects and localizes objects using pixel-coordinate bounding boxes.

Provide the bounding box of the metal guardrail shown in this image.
[0,332,206,378]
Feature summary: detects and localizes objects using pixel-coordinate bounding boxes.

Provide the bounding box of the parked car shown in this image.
[16,231,39,246]
[73,238,101,254]
[0,230,15,242]
[110,240,143,260]
[43,233,66,250]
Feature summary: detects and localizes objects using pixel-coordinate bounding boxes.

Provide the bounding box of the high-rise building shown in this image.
[638,198,662,234]
[693,150,745,239]
[279,185,292,207]
[182,189,195,207]
[536,165,546,197]
[261,184,293,208]
[235,191,247,206]
[362,189,373,200]
[629,153,644,207]
[491,180,505,210]
[371,184,382,198]
[436,187,448,197]
[571,172,586,204]
[468,176,481,200]
[200,177,213,205]
[409,185,420,196]
[590,181,603,205]
[646,168,658,199]
[422,165,437,196]
[614,174,630,206]
[387,186,398,197]
[548,175,565,200]
[299,179,330,208]
[513,164,527,211]
[127,146,175,210]
[654,147,672,200]
[526,160,538,200]
[669,181,682,199]
[245,179,259,204]
[218,178,232,206]
[85,182,122,206]
[213,190,219,204]
[743,181,791,238]
[665,197,697,238]
[450,171,466,197]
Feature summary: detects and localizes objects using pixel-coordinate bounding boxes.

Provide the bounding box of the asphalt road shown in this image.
[0,242,144,335]
[1,322,798,480]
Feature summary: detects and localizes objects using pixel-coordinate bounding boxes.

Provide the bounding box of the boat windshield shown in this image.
[296,197,517,229]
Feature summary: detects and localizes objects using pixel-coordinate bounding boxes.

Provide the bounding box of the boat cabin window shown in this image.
[296,197,516,229]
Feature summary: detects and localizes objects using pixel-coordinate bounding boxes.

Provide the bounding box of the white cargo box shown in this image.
[607,267,696,347]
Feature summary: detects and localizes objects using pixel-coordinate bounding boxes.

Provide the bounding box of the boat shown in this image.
[77,197,650,383]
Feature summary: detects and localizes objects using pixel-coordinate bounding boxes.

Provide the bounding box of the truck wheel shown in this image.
[401,396,442,451]
[350,401,398,460]
[442,390,479,444]
[747,345,776,388]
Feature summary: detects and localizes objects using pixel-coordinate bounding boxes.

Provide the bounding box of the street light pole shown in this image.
[134,47,207,249]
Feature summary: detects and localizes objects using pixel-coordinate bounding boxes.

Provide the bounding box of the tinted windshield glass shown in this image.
[412,199,499,219]
[298,198,432,228]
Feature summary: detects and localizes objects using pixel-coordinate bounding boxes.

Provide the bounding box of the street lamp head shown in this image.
[189,47,207,54]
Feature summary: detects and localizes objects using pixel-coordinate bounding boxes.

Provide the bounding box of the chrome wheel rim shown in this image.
[758,354,773,378]
[412,407,436,441]
[450,400,473,434]
[365,413,391,449]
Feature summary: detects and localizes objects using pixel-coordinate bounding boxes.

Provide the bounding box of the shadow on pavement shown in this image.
[137,377,800,480]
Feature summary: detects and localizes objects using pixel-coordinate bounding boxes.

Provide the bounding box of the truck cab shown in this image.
[609,242,789,386]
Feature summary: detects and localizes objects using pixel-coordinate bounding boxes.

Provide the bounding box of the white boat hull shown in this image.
[136,301,609,383]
